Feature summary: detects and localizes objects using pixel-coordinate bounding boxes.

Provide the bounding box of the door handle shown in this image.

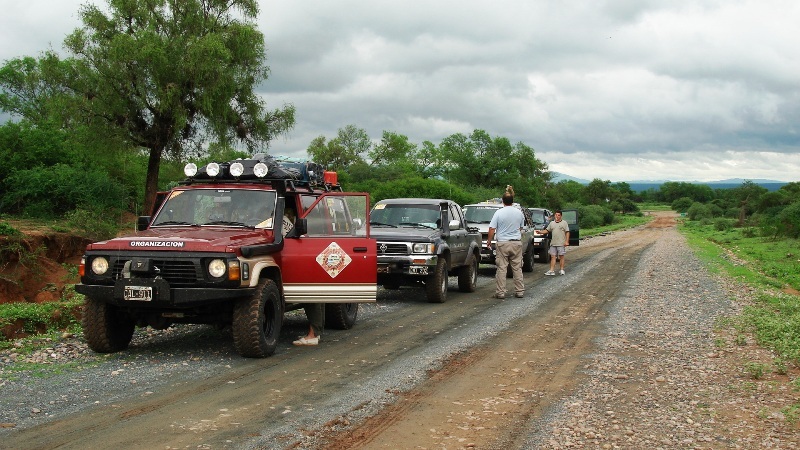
[353,247,368,253]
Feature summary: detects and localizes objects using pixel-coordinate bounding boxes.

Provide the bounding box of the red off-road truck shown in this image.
[75,155,376,357]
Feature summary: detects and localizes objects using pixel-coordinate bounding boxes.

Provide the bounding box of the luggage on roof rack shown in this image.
[190,153,329,186]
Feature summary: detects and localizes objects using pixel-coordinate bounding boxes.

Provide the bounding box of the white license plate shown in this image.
[409,266,428,275]
[124,286,153,301]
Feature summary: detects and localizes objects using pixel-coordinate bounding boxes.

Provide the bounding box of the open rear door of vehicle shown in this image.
[561,209,580,246]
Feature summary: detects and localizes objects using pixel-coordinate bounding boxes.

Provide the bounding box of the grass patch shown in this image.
[680,221,800,365]
[0,297,84,349]
[582,214,652,237]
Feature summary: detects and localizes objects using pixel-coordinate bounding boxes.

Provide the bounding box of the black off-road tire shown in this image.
[325,303,359,330]
[425,259,448,303]
[232,279,283,358]
[82,297,135,353]
[522,243,535,272]
[457,255,478,293]
[540,248,551,264]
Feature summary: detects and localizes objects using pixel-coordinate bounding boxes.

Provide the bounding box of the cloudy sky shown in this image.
[2,0,798,182]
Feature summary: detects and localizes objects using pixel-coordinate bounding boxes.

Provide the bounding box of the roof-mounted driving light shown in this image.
[230,162,244,177]
[253,162,268,178]
[206,162,220,177]
[184,163,198,177]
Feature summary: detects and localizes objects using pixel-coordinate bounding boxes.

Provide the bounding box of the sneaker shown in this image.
[544,270,555,276]
[495,293,506,299]
[293,336,319,346]
[514,292,524,298]
[559,269,565,275]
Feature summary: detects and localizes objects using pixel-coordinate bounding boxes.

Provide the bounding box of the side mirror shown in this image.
[137,216,151,231]
[448,219,461,230]
[352,218,364,229]
[289,218,307,237]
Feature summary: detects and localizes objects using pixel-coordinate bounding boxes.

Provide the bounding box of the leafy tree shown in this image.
[658,181,715,204]
[369,131,416,167]
[584,179,613,205]
[307,125,369,171]
[0,0,295,215]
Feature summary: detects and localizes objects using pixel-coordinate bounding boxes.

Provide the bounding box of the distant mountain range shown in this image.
[550,172,790,192]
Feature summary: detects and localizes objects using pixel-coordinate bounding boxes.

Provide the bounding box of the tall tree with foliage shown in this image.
[1,0,295,215]
[307,125,369,171]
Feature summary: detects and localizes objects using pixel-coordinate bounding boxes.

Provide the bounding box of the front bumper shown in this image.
[75,278,255,307]
[377,254,438,277]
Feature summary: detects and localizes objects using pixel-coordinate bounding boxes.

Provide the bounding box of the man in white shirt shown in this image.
[486,190,526,299]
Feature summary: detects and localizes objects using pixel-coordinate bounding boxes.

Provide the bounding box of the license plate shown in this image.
[409,266,428,275]
[124,286,153,301]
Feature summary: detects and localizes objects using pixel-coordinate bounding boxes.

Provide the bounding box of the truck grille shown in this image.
[377,242,410,255]
[112,259,200,287]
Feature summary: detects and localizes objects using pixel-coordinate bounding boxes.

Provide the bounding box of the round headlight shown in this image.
[208,259,227,278]
[206,162,220,177]
[253,162,268,178]
[91,257,109,275]
[184,163,197,177]
[230,162,244,177]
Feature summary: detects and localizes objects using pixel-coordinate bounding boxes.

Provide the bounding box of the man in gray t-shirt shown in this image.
[486,192,525,299]
[536,210,570,276]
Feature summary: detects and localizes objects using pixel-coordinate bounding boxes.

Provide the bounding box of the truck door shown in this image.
[561,209,580,246]
[448,202,469,263]
[279,193,377,303]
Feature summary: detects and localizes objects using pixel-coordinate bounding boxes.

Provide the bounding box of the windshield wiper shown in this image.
[398,222,436,229]
[369,221,397,227]
[153,221,195,226]
[203,220,253,228]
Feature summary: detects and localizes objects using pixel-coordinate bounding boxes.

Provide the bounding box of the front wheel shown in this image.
[232,279,283,358]
[425,259,448,303]
[522,243,534,272]
[325,303,359,329]
[82,297,135,353]
[457,255,478,292]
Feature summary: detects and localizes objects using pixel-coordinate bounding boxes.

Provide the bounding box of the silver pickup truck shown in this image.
[462,201,536,272]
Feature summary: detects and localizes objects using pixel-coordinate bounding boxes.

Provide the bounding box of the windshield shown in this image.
[463,205,499,224]
[529,209,548,225]
[370,203,440,229]
[151,188,277,228]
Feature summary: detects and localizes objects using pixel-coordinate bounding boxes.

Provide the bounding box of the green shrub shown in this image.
[687,202,712,221]
[1,164,128,218]
[0,221,21,236]
[64,209,120,241]
[776,202,800,238]
[714,218,734,231]
[671,197,694,213]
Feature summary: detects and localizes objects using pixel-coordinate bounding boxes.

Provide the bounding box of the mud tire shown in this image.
[325,303,359,330]
[82,297,135,353]
[522,243,534,272]
[425,259,448,303]
[457,255,478,292]
[232,279,283,358]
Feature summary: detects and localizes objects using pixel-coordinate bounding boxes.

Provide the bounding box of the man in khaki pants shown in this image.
[485,188,525,299]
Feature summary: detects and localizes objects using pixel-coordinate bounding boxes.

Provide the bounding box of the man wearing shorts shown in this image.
[536,210,570,275]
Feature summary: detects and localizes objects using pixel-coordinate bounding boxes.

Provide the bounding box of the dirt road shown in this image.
[8,212,795,449]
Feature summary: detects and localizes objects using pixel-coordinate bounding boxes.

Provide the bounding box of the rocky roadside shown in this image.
[530,227,800,449]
